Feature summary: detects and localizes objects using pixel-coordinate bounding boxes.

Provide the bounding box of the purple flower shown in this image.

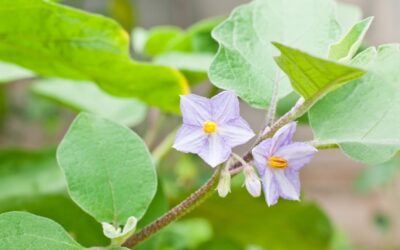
[173,91,255,167]
[251,122,317,206]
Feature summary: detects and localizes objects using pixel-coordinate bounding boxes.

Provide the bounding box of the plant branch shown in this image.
[121,170,220,248]
[121,96,317,249]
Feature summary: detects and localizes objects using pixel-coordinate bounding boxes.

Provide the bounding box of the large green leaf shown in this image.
[310,44,400,164]
[0,211,84,250]
[57,113,157,225]
[32,78,146,127]
[0,0,188,113]
[273,43,365,102]
[209,0,342,108]
[190,188,333,250]
[328,17,373,63]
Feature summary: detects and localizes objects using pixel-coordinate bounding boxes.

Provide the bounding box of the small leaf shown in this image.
[57,113,157,225]
[32,78,146,127]
[328,17,373,63]
[0,211,84,249]
[273,42,365,101]
[209,0,342,108]
[0,0,188,113]
[310,44,400,164]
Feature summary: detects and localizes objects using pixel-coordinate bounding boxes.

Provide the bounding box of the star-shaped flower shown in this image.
[252,122,317,206]
[173,91,255,167]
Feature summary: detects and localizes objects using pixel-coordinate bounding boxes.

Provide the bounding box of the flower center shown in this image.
[268,156,288,169]
[203,120,218,134]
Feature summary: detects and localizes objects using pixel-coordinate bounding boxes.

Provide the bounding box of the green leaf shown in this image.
[32,78,146,127]
[209,0,342,108]
[0,0,188,113]
[336,2,363,32]
[355,154,400,192]
[310,44,400,164]
[154,53,213,84]
[0,211,84,250]
[143,26,184,57]
[328,17,373,63]
[57,113,157,225]
[190,188,333,250]
[0,61,34,83]
[273,42,365,101]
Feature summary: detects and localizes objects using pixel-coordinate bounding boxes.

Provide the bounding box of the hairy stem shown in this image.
[121,170,220,248]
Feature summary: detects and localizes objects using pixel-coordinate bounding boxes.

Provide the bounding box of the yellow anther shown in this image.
[268,156,288,169]
[203,120,218,134]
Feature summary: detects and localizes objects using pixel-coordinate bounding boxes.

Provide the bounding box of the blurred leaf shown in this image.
[190,188,333,250]
[154,53,213,84]
[209,0,342,108]
[0,0,188,113]
[197,238,242,250]
[108,0,135,31]
[143,26,184,57]
[136,218,213,250]
[330,230,353,250]
[274,42,365,101]
[0,195,108,247]
[0,148,107,246]
[136,17,223,58]
[374,213,391,233]
[0,148,64,199]
[168,17,223,54]
[336,2,363,32]
[32,78,146,127]
[57,113,157,225]
[310,45,400,165]
[138,178,169,228]
[329,17,373,63]
[355,154,400,192]
[0,211,84,249]
[0,61,34,83]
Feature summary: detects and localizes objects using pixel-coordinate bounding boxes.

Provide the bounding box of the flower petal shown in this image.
[283,168,300,194]
[173,125,206,153]
[218,118,255,147]
[244,166,262,197]
[252,139,273,176]
[275,142,317,170]
[181,94,211,126]
[211,91,239,123]
[270,122,297,153]
[274,169,300,201]
[262,168,279,206]
[198,134,231,167]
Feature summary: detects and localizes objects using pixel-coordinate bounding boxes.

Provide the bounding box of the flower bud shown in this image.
[244,165,261,197]
[217,168,231,198]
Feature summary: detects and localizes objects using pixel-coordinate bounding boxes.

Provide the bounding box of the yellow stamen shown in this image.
[268,156,288,169]
[203,120,218,134]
